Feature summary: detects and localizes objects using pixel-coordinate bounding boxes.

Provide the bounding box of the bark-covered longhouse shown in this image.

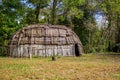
[8,24,83,57]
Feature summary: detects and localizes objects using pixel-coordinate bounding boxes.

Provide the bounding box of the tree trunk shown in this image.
[114,13,120,52]
[51,0,57,25]
[35,1,41,23]
[51,0,57,60]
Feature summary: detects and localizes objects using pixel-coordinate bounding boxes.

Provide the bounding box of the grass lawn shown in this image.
[0,54,120,80]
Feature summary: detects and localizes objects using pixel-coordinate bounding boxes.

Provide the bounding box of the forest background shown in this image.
[0,0,120,56]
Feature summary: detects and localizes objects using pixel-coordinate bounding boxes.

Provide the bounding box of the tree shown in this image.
[57,0,84,29]
[98,0,120,52]
[0,0,26,56]
[25,0,50,23]
[51,0,57,25]
[0,0,25,46]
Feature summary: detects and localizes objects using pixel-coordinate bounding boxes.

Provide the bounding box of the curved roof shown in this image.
[9,24,82,45]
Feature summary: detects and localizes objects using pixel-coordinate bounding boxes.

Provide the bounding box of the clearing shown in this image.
[0,54,120,80]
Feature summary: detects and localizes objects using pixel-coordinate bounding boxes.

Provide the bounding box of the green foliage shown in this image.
[0,0,119,55]
[97,0,120,52]
[26,0,50,23]
[0,47,7,56]
[0,0,26,47]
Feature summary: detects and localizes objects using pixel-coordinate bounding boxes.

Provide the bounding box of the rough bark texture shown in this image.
[51,0,57,25]
[8,24,83,57]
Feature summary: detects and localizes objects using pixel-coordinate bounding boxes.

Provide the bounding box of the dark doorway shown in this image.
[75,44,80,56]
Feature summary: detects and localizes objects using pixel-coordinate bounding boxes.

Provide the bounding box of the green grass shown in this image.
[0,54,120,80]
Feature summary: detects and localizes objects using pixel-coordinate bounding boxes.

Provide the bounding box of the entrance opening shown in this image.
[75,44,80,56]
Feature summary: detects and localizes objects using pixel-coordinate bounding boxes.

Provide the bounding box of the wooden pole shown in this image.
[29,29,32,59]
